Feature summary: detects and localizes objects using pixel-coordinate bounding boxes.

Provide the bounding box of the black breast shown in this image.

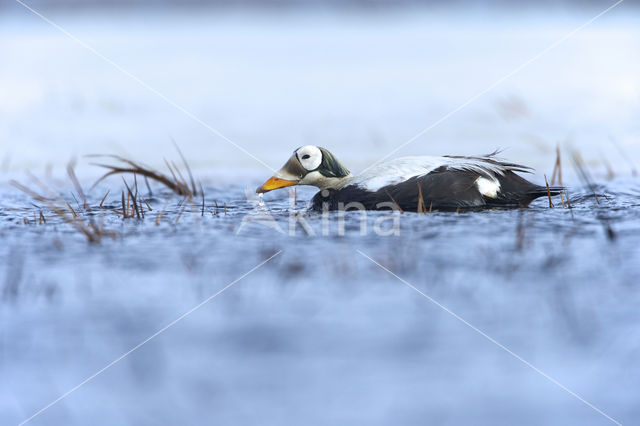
[311,167,560,212]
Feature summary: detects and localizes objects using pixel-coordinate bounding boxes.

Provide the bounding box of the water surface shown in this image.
[1,175,639,425]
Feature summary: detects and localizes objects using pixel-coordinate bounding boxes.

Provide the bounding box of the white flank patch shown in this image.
[476,177,501,198]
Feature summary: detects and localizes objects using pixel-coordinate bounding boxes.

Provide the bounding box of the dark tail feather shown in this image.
[540,185,564,196]
[524,185,564,204]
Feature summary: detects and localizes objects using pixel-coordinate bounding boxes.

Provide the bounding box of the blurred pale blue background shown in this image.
[1,0,638,180]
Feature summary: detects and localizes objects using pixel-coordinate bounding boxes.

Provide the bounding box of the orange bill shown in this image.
[256,176,299,193]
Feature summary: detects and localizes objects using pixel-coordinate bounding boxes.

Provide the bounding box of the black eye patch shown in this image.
[301,154,310,160]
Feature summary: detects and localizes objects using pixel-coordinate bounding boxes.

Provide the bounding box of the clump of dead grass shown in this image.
[10,169,116,244]
[88,150,198,198]
[9,145,216,242]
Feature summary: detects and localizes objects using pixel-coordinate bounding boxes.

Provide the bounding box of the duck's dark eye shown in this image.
[302,154,310,160]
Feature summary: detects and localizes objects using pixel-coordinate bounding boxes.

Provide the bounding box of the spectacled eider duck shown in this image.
[256,145,562,212]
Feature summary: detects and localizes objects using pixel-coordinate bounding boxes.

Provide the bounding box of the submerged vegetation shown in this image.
[8,148,213,243]
[10,175,115,244]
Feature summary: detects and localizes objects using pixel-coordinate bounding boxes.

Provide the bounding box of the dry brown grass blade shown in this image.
[163,158,178,182]
[384,189,403,213]
[66,201,78,218]
[550,144,563,186]
[417,182,426,214]
[172,139,198,196]
[122,178,141,219]
[92,165,187,197]
[11,180,110,243]
[9,180,51,203]
[99,190,110,207]
[544,175,554,208]
[172,160,192,198]
[175,201,187,223]
[550,159,557,185]
[89,154,190,197]
[155,196,170,225]
[556,145,563,186]
[67,160,87,209]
